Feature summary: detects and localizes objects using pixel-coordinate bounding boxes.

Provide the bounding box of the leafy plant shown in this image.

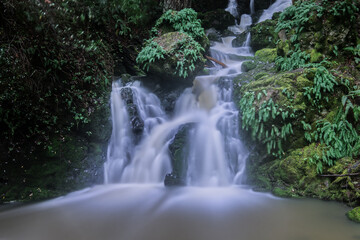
[303,66,338,106]
[275,1,322,42]
[344,44,360,64]
[239,90,297,156]
[304,114,358,173]
[275,50,310,71]
[151,8,205,43]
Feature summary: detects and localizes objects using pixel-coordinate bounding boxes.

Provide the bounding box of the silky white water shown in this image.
[258,0,292,22]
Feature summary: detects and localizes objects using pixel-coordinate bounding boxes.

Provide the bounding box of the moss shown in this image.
[310,49,323,63]
[346,207,360,223]
[255,48,277,63]
[254,72,270,80]
[241,61,257,72]
[277,40,290,57]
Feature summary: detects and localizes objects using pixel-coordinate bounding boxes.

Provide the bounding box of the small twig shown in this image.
[205,55,227,68]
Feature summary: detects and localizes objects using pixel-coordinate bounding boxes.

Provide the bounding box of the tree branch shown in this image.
[205,55,228,68]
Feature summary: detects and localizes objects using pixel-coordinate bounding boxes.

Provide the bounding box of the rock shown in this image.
[168,125,189,180]
[346,207,360,223]
[199,9,235,32]
[241,60,257,72]
[120,88,144,136]
[233,19,278,51]
[164,173,186,186]
[141,32,206,82]
[255,48,277,62]
[206,28,222,42]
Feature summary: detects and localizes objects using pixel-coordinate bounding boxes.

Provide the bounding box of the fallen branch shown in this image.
[205,55,227,68]
[320,173,360,177]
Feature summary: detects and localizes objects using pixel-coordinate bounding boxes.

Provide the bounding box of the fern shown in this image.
[152,8,205,43]
[303,66,338,106]
[239,90,296,157]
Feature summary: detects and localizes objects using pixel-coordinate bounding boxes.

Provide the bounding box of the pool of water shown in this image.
[0,185,359,240]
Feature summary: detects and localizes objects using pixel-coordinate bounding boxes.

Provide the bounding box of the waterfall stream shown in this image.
[105,28,251,186]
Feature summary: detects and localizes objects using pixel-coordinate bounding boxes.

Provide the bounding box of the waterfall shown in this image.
[104,0,292,186]
[250,0,255,15]
[225,0,239,18]
[258,0,292,23]
[104,34,251,186]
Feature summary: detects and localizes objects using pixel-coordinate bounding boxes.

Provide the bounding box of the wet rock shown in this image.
[164,173,186,186]
[120,88,144,135]
[206,28,222,42]
[166,124,190,186]
[233,19,278,51]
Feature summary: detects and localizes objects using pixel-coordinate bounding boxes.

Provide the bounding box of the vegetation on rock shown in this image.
[236,0,360,208]
[137,8,208,80]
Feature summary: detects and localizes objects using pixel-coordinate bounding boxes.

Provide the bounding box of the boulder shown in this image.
[198,9,236,32]
[138,32,206,82]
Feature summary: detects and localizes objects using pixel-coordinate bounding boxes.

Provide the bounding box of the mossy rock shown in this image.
[233,19,278,51]
[146,32,206,82]
[346,207,360,223]
[255,48,277,63]
[241,60,257,72]
[276,144,319,185]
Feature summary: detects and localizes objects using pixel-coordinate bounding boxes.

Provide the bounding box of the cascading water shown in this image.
[257,0,292,22]
[105,81,168,183]
[225,0,239,18]
[104,20,252,187]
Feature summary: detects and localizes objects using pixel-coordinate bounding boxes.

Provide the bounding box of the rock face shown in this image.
[233,0,360,209]
[199,9,235,32]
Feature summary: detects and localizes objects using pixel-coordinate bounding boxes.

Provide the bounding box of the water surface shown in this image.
[0,185,358,240]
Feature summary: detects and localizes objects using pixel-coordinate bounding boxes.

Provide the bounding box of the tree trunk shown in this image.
[163,0,191,12]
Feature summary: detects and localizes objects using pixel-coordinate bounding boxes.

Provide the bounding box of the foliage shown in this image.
[239,90,296,157]
[275,50,310,71]
[151,8,206,43]
[344,44,360,64]
[302,89,360,173]
[303,66,338,106]
[136,39,167,71]
[0,0,158,153]
[276,0,358,44]
[137,9,206,78]
[275,1,321,43]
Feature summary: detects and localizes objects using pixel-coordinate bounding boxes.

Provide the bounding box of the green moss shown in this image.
[346,207,360,223]
[241,61,257,72]
[255,48,278,63]
[277,40,290,57]
[310,49,323,63]
[254,72,270,80]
